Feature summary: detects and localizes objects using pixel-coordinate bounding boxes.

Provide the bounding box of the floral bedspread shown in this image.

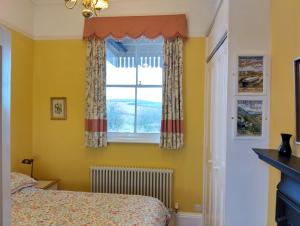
[12,187,170,226]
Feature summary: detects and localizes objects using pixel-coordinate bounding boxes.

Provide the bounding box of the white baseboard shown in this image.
[168,212,203,226]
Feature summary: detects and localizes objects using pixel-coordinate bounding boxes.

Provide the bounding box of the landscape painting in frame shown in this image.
[238,56,264,94]
[237,100,263,137]
[51,97,67,120]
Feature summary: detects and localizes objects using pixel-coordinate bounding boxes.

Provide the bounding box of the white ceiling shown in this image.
[0,0,221,39]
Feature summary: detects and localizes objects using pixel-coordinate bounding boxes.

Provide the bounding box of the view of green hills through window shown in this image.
[107,99,162,133]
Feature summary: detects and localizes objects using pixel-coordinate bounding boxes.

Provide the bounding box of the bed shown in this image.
[11,173,170,226]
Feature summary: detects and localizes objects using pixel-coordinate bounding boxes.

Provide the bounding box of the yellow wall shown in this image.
[10,30,34,174]
[32,38,205,212]
[269,0,300,225]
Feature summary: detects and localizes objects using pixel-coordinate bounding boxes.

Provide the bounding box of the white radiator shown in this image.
[91,166,173,209]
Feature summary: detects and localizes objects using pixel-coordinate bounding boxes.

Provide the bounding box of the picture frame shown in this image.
[234,97,265,139]
[236,55,267,95]
[50,97,67,120]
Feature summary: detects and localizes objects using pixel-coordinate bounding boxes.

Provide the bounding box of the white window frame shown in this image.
[106,38,163,144]
[107,132,160,144]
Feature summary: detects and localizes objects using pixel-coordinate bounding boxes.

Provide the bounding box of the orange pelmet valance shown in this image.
[83,14,188,40]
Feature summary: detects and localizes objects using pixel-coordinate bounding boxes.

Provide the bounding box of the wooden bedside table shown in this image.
[35,180,59,190]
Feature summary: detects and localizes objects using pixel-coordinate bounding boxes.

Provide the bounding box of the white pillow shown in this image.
[11,172,37,194]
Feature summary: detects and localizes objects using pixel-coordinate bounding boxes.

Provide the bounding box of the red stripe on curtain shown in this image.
[85,119,107,132]
[83,14,188,40]
[161,120,184,133]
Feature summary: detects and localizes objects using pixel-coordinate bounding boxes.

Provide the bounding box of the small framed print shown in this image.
[50,97,67,120]
[237,55,267,95]
[235,97,265,138]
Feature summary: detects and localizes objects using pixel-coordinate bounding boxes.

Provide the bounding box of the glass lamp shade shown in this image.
[21,159,33,164]
[95,0,109,9]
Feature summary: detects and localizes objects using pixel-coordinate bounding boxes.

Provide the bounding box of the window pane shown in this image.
[106,36,164,86]
[136,88,162,133]
[107,87,135,133]
[137,41,163,85]
[106,39,136,85]
[138,63,163,85]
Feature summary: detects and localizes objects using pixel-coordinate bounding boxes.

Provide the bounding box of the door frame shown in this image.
[0,26,12,226]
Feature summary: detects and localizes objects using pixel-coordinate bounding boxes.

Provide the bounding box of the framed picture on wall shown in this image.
[50,97,67,120]
[234,97,265,138]
[237,55,267,95]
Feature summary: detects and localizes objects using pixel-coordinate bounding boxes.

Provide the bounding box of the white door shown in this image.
[204,40,228,226]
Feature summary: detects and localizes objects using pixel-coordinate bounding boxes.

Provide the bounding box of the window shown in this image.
[106,36,164,143]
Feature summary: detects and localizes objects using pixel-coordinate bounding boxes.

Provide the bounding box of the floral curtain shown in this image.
[160,37,184,150]
[85,38,107,148]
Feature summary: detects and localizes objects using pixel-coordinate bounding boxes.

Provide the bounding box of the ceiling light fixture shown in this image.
[65,0,109,18]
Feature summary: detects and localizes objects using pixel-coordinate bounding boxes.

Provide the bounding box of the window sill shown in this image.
[107,133,160,144]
